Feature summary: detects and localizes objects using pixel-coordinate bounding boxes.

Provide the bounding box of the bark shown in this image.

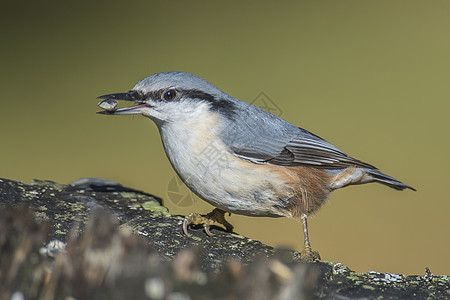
[0,177,448,299]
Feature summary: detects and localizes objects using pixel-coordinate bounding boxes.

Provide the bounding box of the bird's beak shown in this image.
[96,92,151,115]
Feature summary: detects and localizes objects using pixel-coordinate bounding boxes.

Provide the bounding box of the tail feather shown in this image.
[366,169,416,191]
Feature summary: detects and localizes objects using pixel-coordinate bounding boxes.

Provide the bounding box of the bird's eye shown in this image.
[163,89,177,101]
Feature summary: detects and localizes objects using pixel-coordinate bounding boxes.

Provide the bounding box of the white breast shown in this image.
[158,107,292,217]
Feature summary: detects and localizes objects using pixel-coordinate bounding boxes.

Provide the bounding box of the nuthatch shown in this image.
[97,72,415,261]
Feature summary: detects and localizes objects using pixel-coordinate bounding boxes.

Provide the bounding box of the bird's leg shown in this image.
[183,208,233,237]
[206,208,234,232]
[300,214,321,262]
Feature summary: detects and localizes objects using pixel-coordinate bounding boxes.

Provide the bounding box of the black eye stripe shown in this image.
[182,89,215,102]
[144,89,164,100]
[134,87,236,119]
[139,88,216,102]
[128,90,146,100]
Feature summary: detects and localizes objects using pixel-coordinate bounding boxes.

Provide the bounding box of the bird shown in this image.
[97,71,415,261]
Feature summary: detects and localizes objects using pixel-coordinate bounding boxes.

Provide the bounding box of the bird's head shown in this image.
[97,72,237,125]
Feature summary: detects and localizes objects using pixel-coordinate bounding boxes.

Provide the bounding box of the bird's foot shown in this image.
[300,247,321,262]
[183,208,233,237]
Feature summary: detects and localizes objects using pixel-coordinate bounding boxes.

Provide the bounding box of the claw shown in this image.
[182,217,192,237]
[182,208,233,237]
[300,246,321,262]
[204,223,214,236]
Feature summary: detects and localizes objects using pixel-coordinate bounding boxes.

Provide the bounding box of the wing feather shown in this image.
[261,133,376,169]
[220,99,376,170]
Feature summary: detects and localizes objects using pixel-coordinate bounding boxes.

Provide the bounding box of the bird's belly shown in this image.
[160,124,294,217]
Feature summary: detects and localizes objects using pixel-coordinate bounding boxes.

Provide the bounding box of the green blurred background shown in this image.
[2,1,449,275]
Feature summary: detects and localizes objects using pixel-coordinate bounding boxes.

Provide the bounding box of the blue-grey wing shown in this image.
[220,101,375,169]
[268,130,376,169]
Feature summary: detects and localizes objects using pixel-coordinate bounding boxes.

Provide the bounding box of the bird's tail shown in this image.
[365,169,416,191]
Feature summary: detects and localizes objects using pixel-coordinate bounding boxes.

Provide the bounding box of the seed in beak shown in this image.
[98,99,118,112]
